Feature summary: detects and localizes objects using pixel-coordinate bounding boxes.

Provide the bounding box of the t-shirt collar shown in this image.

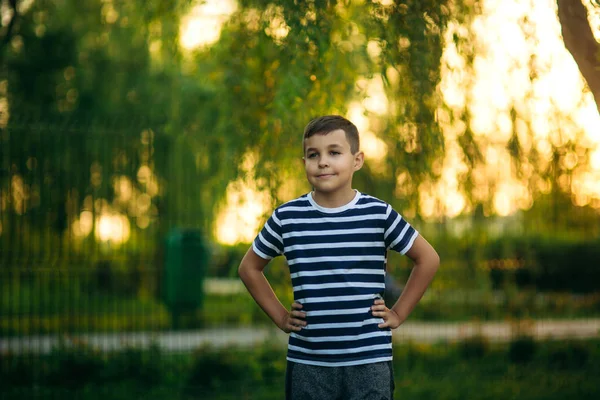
[307,190,361,213]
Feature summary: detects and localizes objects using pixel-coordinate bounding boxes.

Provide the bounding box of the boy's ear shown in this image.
[353,151,364,171]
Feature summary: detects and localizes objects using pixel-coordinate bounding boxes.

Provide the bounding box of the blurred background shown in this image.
[1,0,600,398]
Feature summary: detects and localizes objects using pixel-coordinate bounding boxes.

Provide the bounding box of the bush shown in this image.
[458,335,490,360]
[485,236,600,294]
[253,344,287,382]
[544,341,590,370]
[46,345,105,388]
[0,356,35,387]
[183,346,257,397]
[508,336,537,364]
[101,344,163,386]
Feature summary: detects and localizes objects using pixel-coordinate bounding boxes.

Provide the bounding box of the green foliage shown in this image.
[209,243,249,277]
[100,344,164,386]
[481,235,600,294]
[0,0,473,248]
[183,344,285,397]
[508,335,537,364]
[0,357,35,388]
[458,335,491,360]
[5,339,600,400]
[544,340,590,371]
[46,345,106,389]
[2,0,598,250]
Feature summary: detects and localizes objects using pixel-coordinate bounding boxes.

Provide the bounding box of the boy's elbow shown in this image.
[238,263,255,288]
[421,250,440,273]
[238,261,249,280]
[238,247,269,282]
[238,253,259,281]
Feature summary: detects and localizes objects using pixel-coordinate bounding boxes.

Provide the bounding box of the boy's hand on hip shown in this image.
[279,302,307,333]
[372,299,403,329]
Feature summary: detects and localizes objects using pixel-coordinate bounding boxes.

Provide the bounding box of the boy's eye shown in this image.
[330,151,340,156]
[307,153,318,158]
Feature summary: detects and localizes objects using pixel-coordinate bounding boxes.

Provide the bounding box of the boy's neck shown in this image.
[311,188,357,209]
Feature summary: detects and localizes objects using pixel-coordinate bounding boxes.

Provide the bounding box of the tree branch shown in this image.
[557,0,600,114]
[0,0,19,56]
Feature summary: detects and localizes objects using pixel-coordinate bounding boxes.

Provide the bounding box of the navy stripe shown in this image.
[391,227,417,252]
[287,348,392,363]
[254,240,278,258]
[286,233,382,245]
[298,299,376,313]
[286,246,385,260]
[292,273,383,286]
[306,312,375,325]
[289,335,391,351]
[284,220,383,232]
[295,286,384,299]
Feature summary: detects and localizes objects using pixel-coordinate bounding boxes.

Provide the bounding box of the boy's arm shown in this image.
[373,235,440,328]
[238,247,306,333]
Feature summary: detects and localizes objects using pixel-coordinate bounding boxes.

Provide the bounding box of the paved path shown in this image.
[2,319,599,355]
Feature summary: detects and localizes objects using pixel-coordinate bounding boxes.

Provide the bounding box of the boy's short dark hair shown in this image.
[303,115,360,154]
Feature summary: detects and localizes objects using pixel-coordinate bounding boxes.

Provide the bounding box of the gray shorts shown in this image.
[285,360,395,400]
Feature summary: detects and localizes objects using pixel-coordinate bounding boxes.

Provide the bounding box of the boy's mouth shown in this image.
[316,173,335,178]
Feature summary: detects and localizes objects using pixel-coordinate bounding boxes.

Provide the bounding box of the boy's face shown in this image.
[303,129,364,196]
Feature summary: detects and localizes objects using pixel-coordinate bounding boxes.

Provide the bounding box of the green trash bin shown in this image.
[163,229,209,327]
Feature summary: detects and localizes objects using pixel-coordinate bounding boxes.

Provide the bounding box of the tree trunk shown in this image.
[557,0,600,114]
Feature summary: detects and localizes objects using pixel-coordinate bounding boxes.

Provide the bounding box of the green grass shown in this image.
[389,339,599,400]
[1,339,599,399]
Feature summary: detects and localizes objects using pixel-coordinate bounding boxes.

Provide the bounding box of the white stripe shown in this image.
[286,356,392,367]
[282,214,386,225]
[305,307,370,317]
[285,241,385,252]
[290,269,385,278]
[272,212,281,226]
[385,204,392,218]
[291,330,391,342]
[258,232,281,255]
[293,282,385,292]
[388,223,410,250]
[281,203,386,212]
[287,255,385,266]
[279,206,312,212]
[283,227,384,239]
[252,242,272,260]
[299,294,376,303]
[384,214,401,240]
[399,230,419,254]
[264,222,282,245]
[288,343,391,355]
[354,203,387,209]
[305,318,383,330]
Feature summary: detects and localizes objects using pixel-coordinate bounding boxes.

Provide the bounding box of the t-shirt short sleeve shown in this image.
[252,210,284,260]
[383,205,419,254]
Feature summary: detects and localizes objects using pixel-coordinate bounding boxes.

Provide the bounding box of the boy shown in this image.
[238,115,440,399]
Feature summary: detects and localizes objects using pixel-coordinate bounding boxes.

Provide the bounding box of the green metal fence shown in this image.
[2,121,600,399]
[0,119,207,335]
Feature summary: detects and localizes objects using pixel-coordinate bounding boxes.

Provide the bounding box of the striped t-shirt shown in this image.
[252,190,419,367]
